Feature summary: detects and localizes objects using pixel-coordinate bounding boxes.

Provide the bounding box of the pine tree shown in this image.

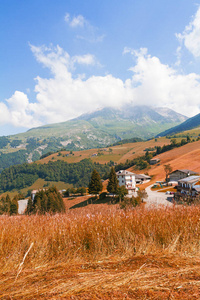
[107,167,118,195]
[9,201,18,215]
[88,169,103,195]
[0,196,6,214]
[4,194,11,213]
[30,186,66,214]
[26,198,33,215]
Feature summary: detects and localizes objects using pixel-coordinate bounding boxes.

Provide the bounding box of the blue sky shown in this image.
[1,0,200,135]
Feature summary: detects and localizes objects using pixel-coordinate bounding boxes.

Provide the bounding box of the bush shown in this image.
[99,192,108,200]
[120,195,142,210]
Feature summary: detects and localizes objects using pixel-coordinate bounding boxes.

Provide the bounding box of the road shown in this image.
[145,185,174,208]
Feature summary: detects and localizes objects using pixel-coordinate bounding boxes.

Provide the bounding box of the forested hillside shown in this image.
[0,159,111,193]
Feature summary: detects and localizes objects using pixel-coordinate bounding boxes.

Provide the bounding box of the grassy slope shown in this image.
[172,126,200,138]
[157,113,200,137]
[38,137,171,165]
[133,139,200,187]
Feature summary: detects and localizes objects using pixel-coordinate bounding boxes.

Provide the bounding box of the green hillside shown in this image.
[157,113,200,137]
[0,105,187,172]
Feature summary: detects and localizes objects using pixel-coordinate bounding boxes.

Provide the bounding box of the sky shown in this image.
[1,0,200,136]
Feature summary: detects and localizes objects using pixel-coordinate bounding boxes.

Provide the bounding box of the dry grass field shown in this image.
[1,200,200,299]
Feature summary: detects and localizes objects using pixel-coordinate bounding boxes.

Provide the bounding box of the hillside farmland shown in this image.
[132,140,200,185]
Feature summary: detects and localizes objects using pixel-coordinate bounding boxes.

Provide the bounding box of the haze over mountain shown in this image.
[157,113,200,137]
[16,104,187,143]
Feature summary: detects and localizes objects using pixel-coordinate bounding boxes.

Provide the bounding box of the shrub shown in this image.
[120,195,142,210]
[99,192,108,200]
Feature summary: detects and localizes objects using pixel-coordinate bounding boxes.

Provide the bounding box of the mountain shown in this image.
[157,113,200,137]
[0,105,187,171]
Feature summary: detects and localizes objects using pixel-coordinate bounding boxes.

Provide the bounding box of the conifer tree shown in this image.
[31,186,66,214]
[107,167,118,195]
[88,169,103,195]
[26,198,33,215]
[0,196,7,214]
[9,201,18,215]
[4,194,11,213]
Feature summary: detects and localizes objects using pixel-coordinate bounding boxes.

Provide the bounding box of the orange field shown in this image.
[0,200,200,299]
[129,140,200,187]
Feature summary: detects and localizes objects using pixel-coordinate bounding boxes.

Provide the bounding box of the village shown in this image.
[17,166,200,214]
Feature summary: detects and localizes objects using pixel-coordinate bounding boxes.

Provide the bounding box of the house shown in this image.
[135,174,151,184]
[169,169,198,182]
[176,176,200,196]
[150,158,160,165]
[18,199,29,214]
[116,170,136,194]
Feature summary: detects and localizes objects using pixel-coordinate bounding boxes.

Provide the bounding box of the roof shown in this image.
[178,176,200,184]
[171,169,198,175]
[135,174,151,179]
[194,185,200,192]
[116,170,135,176]
[31,190,38,194]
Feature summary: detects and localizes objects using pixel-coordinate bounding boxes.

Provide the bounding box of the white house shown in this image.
[18,199,29,214]
[116,170,136,194]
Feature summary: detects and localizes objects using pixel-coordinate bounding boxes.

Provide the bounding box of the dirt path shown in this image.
[145,185,174,208]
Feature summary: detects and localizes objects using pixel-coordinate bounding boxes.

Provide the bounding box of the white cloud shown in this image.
[127,48,200,117]
[2,91,41,128]
[28,45,200,120]
[64,12,86,28]
[176,7,200,58]
[72,54,97,66]
[29,45,131,124]
[64,12,105,43]
[2,44,200,130]
[64,13,70,23]
[70,15,86,28]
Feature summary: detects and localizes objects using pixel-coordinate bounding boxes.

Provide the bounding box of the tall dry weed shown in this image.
[0,205,200,273]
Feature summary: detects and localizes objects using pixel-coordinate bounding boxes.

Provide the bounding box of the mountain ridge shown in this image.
[0,105,187,172]
[157,113,200,137]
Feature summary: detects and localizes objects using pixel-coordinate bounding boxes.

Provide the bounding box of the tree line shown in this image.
[0,159,112,193]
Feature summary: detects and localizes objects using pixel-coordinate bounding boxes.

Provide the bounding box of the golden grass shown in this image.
[0,204,200,298]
